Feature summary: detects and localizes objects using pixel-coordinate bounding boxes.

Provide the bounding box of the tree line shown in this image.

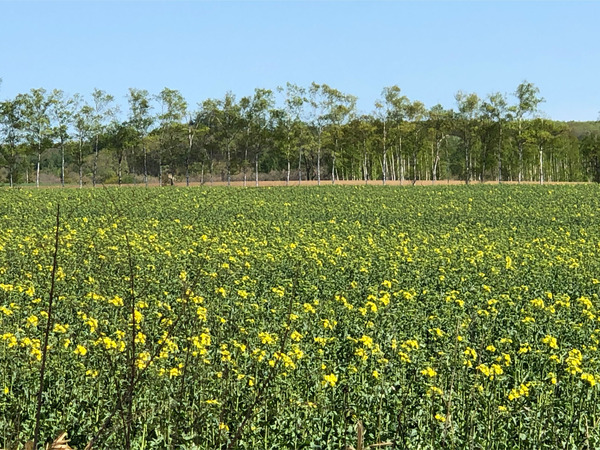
[1,79,600,187]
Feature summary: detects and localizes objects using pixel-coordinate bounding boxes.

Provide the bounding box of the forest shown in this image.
[1,80,600,187]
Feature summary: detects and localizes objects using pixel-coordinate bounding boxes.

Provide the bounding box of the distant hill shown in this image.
[566,121,600,138]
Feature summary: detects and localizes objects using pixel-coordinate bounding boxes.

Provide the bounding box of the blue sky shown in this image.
[1,1,598,121]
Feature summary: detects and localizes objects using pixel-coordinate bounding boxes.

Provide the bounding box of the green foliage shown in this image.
[1,82,600,186]
[2,186,600,447]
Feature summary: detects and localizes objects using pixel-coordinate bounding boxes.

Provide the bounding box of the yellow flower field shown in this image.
[1,184,600,448]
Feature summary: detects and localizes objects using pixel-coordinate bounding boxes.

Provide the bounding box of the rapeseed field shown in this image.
[1,185,600,449]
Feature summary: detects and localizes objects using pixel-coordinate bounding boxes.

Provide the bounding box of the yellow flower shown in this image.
[74,345,87,356]
[322,319,337,330]
[402,339,419,351]
[314,337,330,347]
[108,295,124,307]
[427,386,443,396]
[359,335,374,348]
[518,343,531,354]
[26,315,39,327]
[136,351,151,369]
[258,331,276,345]
[303,303,316,313]
[542,335,558,349]
[52,323,69,333]
[490,364,504,377]
[322,373,338,387]
[290,331,303,342]
[434,413,446,422]
[355,347,368,361]
[566,348,583,375]
[398,352,411,363]
[364,301,378,313]
[508,383,530,401]
[271,286,285,297]
[421,367,437,378]
[581,373,596,387]
[84,316,98,333]
[464,347,477,360]
[530,298,545,309]
[477,362,504,380]
[496,353,511,367]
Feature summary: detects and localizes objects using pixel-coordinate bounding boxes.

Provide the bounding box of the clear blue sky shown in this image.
[1,1,598,121]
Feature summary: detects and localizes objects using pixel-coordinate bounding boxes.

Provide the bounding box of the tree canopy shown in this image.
[0,81,598,186]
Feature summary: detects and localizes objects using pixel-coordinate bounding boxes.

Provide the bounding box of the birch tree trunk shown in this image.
[158,156,163,187]
[36,149,41,188]
[317,133,322,186]
[331,146,336,185]
[143,144,148,187]
[382,121,387,185]
[518,120,523,184]
[60,139,65,187]
[497,125,503,184]
[186,125,193,187]
[539,145,544,185]
[243,147,248,187]
[226,145,231,187]
[255,154,259,187]
[298,149,302,185]
[79,137,83,188]
[464,139,470,185]
[118,154,123,187]
[92,134,99,187]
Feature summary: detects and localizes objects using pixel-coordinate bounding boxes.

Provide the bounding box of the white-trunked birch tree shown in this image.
[127,88,154,187]
[185,107,208,187]
[455,91,480,184]
[19,88,53,187]
[214,92,242,186]
[482,92,512,183]
[513,81,544,184]
[320,84,356,184]
[275,83,305,185]
[308,83,329,185]
[91,88,117,187]
[50,89,76,187]
[72,96,94,188]
[0,96,24,187]
[427,104,451,184]
[374,86,408,185]
[403,100,426,185]
[156,87,187,186]
[246,88,275,187]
